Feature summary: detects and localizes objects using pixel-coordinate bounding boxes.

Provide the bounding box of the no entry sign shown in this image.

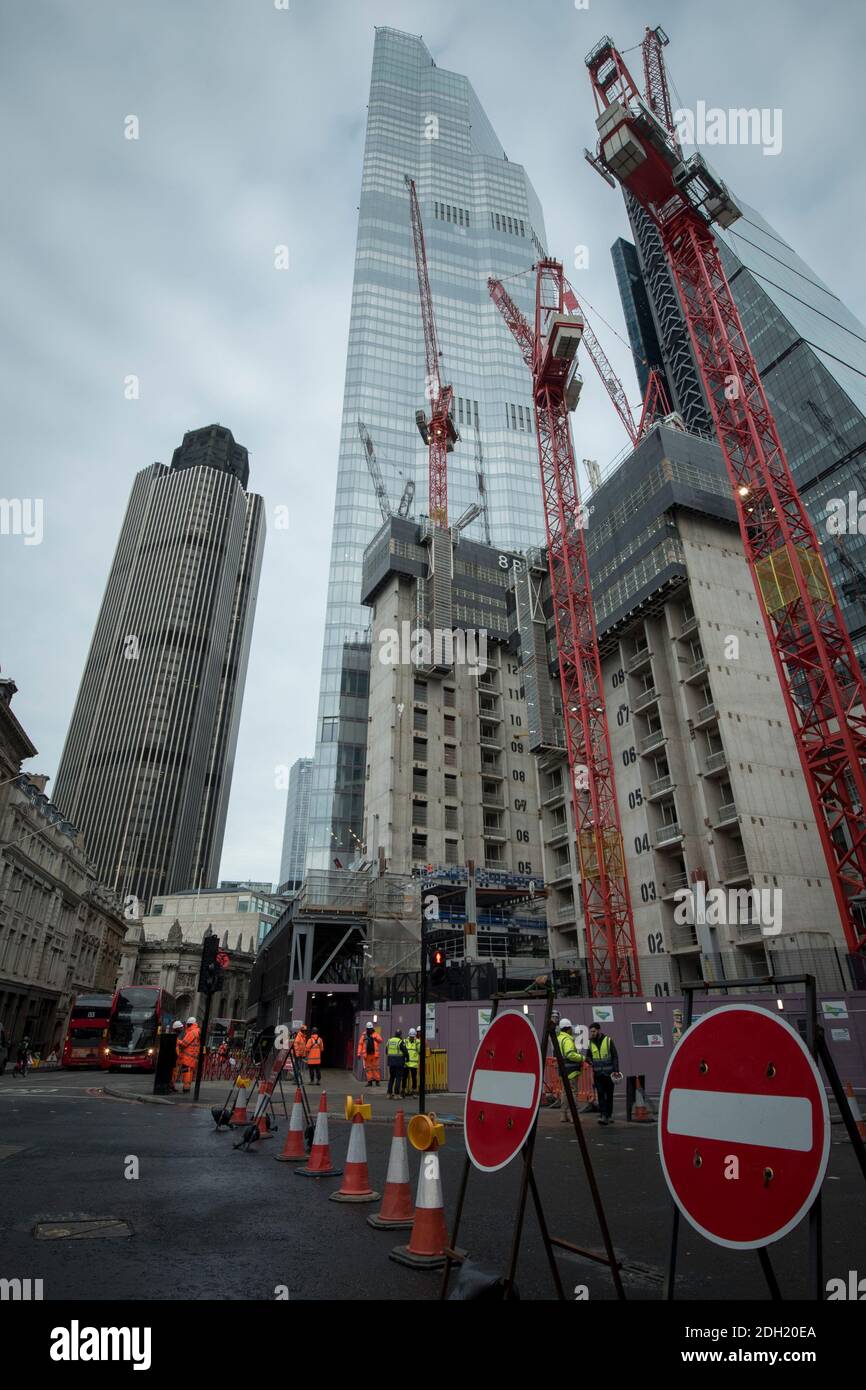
[658,1004,830,1250]
[464,1010,543,1172]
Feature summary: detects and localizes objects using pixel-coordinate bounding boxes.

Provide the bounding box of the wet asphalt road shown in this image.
[0,1070,863,1302]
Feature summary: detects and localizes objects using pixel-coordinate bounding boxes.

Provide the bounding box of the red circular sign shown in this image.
[658,1004,829,1250]
[464,1011,543,1173]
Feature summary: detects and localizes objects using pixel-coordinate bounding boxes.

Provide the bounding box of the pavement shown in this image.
[1,1067,863,1302]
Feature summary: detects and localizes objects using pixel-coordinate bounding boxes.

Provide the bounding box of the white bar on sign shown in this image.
[667,1088,813,1152]
[470,1068,536,1109]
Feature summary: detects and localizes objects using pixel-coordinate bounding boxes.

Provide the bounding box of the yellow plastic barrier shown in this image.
[426,1048,448,1093]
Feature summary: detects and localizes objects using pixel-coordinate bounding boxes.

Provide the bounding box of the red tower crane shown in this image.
[489,265,641,995]
[405,176,458,526]
[585,32,866,952]
[563,284,672,447]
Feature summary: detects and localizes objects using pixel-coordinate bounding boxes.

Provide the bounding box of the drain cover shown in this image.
[34,1216,132,1240]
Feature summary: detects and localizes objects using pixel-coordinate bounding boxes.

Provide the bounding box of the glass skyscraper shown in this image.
[306,27,549,870]
[278,757,313,892]
[614,197,866,662]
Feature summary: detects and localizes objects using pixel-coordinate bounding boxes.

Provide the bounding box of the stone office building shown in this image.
[0,677,126,1052]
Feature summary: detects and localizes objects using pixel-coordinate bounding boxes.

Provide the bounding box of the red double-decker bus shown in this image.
[62,993,114,1069]
[101,986,176,1072]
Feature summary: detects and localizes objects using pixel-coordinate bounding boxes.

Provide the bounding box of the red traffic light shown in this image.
[216,951,230,969]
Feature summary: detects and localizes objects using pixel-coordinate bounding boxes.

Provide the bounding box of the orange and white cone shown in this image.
[275,1088,307,1162]
[845,1081,866,1142]
[229,1080,252,1126]
[390,1140,459,1269]
[252,1079,275,1138]
[330,1111,379,1203]
[368,1108,415,1229]
[296,1091,342,1178]
[632,1084,653,1123]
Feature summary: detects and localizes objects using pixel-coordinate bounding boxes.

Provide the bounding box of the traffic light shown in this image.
[198,933,224,995]
[429,945,447,988]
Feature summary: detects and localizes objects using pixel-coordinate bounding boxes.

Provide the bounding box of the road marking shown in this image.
[0,1088,59,1096]
[469,1069,536,1108]
[666,1088,813,1151]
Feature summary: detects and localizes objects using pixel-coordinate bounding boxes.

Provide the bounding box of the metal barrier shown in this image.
[543,1056,562,1105]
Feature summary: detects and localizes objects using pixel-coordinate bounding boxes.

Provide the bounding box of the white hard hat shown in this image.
[365,1021,374,1029]
[559,1018,574,1030]
[186,1017,197,1026]
[172,1020,183,1030]
[408,1028,417,1036]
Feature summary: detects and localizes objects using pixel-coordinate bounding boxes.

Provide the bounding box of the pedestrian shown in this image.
[385,1028,408,1098]
[291,1024,308,1081]
[0,1021,8,1075]
[170,1019,184,1091]
[403,1027,421,1096]
[13,1035,31,1078]
[357,1021,382,1087]
[177,1016,201,1094]
[556,1018,583,1124]
[586,1022,622,1126]
[304,1026,324,1085]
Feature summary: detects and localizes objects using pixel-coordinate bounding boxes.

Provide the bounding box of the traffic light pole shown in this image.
[192,986,213,1103]
[418,907,428,1114]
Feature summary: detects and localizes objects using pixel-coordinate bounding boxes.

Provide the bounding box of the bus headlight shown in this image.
[146,1048,154,1056]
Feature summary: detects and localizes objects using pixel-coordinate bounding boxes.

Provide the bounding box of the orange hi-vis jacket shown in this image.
[357,1029,382,1059]
[292,1029,308,1058]
[177,1023,200,1068]
[304,1032,323,1066]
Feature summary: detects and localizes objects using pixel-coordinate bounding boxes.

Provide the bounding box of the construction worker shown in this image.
[403,1027,421,1096]
[177,1017,201,1093]
[556,1019,583,1124]
[292,1024,308,1079]
[170,1019,185,1091]
[586,1022,622,1126]
[304,1027,324,1085]
[357,1021,382,1087]
[385,1028,408,1098]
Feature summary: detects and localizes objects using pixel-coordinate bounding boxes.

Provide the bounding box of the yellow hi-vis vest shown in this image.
[405,1038,421,1067]
[386,1036,405,1059]
[557,1029,582,1079]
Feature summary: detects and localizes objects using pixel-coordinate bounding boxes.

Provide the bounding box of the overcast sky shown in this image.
[2,0,864,888]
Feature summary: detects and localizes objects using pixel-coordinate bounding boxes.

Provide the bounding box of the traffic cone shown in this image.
[229,1079,252,1126]
[252,1080,275,1138]
[296,1091,342,1178]
[390,1140,459,1269]
[368,1108,415,1230]
[844,1081,866,1142]
[632,1084,653,1123]
[275,1088,307,1162]
[330,1110,379,1203]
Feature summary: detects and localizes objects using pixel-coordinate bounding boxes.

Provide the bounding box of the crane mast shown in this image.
[357,420,391,524]
[562,284,670,445]
[586,32,866,951]
[489,266,641,995]
[405,176,458,526]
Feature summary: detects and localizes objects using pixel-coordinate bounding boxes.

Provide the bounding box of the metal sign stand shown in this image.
[439,989,625,1301]
[664,974,866,1300]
